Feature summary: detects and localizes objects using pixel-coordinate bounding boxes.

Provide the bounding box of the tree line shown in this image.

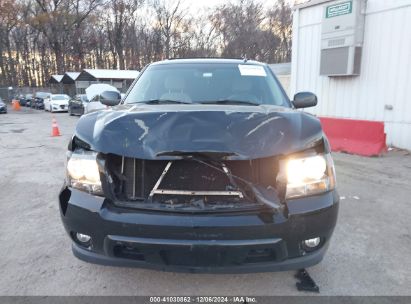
[0,0,292,87]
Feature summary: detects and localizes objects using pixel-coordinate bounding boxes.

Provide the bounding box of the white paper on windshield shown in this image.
[238,65,267,77]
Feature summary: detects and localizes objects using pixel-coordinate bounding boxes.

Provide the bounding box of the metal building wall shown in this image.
[291,0,411,150]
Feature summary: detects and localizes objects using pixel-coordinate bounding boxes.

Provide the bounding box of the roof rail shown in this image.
[166,56,247,60]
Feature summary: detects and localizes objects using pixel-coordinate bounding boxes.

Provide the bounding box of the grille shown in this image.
[328,38,345,47]
[110,238,281,266]
[123,158,168,200]
[106,155,279,210]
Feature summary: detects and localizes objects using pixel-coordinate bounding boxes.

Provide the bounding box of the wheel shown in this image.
[69,107,73,116]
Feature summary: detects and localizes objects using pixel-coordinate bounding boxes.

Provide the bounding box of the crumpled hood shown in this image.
[74,104,324,160]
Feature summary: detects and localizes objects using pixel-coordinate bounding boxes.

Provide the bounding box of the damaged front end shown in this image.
[67,133,334,215]
[66,144,284,213]
[60,106,339,272]
[104,153,283,212]
[66,106,333,213]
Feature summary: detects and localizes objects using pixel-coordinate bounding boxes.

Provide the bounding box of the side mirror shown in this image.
[292,92,317,109]
[100,91,121,106]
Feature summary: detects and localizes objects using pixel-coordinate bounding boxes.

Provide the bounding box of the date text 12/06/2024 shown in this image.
[149,296,257,303]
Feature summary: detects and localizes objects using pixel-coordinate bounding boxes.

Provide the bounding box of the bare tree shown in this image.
[267,0,292,62]
[0,0,20,85]
[0,0,293,87]
[210,0,266,59]
[189,15,218,58]
[152,0,186,59]
[210,0,287,62]
[105,0,143,69]
[30,0,102,73]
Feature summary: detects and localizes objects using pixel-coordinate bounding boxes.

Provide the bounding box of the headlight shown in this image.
[66,150,102,195]
[282,153,336,199]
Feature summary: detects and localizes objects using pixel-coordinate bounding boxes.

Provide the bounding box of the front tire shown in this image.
[50,105,53,113]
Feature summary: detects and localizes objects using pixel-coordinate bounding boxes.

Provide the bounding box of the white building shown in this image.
[76,69,139,94]
[291,0,411,150]
[269,63,291,95]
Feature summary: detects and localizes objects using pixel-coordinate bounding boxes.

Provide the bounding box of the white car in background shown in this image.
[45,94,71,112]
[84,84,120,114]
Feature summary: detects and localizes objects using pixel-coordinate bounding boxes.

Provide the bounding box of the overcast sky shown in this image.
[186,0,298,14]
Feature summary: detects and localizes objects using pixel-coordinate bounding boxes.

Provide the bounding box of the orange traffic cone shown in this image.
[12,100,21,111]
[51,117,61,137]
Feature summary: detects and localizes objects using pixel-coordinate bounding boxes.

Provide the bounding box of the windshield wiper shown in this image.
[200,100,260,106]
[130,99,192,105]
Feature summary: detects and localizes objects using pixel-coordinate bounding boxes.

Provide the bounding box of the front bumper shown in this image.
[0,107,7,113]
[59,188,339,273]
[52,105,68,112]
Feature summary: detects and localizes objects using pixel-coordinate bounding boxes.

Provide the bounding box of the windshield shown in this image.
[80,95,89,102]
[124,62,289,106]
[36,92,50,99]
[52,95,69,100]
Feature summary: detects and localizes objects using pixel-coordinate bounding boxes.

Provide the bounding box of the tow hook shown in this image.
[295,268,320,293]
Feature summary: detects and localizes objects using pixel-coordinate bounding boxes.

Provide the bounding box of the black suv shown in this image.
[68,94,89,116]
[59,59,339,273]
[0,98,7,113]
[32,92,50,109]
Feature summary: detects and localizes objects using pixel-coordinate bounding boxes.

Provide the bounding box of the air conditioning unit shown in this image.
[320,0,366,76]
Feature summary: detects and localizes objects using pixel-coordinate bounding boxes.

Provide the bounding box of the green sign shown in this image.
[326,1,352,18]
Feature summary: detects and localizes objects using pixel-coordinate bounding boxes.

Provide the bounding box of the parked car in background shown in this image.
[68,94,89,116]
[84,84,119,114]
[0,98,7,113]
[21,94,33,107]
[19,97,26,106]
[32,92,50,110]
[22,94,33,107]
[19,94,30,106]
[27,98,33,108]
[45,94,70,112]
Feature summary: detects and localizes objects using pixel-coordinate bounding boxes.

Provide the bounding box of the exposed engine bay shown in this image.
[105,153,283,212]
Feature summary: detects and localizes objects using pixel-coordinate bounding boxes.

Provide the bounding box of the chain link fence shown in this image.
[0,86,50,103]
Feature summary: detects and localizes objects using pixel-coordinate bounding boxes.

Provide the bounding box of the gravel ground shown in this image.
[0,107,410,296]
